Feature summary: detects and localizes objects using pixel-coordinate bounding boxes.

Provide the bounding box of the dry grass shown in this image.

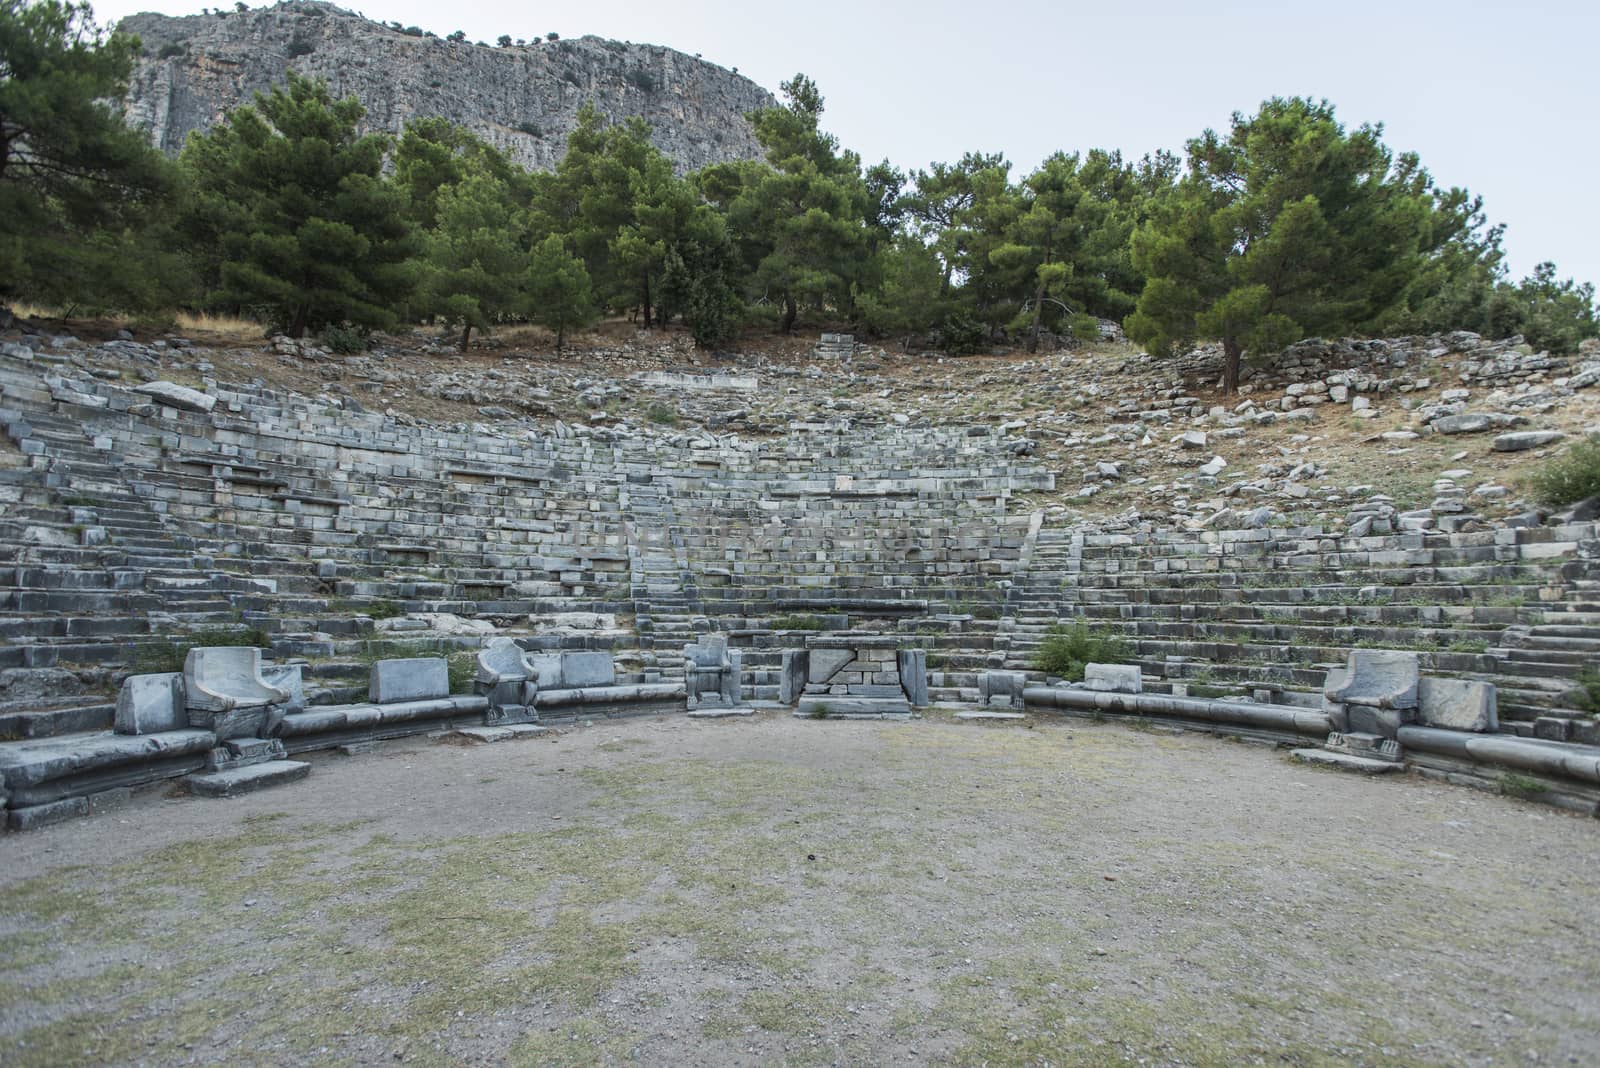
[172,310,265,341]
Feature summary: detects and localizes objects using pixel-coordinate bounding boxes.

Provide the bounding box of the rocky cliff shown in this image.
[117,1,776,173]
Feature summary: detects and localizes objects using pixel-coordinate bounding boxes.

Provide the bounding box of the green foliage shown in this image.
[1507,263,1597,354]
[526,234,596,351]
[130,625,272,673]
[447,652,475,695]
[0,0,186,311]
[1032,622,1131,681]
[180,71,418,337]
[1126,97,1442,391]
[936,311,988,355]
[1528,435,1600,507]
[320,322,366,354]
[716,75,872,333]
[418,171,528,350]
[1571,668,1600,715]
[644,402,679,426]
[1498,772,1545,800]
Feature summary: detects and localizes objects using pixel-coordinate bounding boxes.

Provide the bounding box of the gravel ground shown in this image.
[1,713,1597,1067]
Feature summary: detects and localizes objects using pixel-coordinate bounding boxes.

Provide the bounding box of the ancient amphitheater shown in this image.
[1,328,1598,1064]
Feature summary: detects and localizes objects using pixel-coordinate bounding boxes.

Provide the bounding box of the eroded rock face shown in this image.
[119,1,776,174]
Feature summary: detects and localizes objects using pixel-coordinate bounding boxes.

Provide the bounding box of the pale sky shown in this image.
[94,0,1600,289]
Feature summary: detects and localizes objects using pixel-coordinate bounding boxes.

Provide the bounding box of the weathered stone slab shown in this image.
[186,759,310,797]
[6,795,90,830]
[898,648,928,707]
[1290,748,1404,774]
[1418,677,1497,733]
[369,658,449,703]
[955,710,1027,722]
[1432,413,1493,435]
[558,652,615,689]
[134,380,217,413]
[779,650,808,704]
[807,648,854,683]
[796,696,911,718]
[1491,430,1565,452]
[0,729,217,789]
[1083,663,1142,694]
[260,664,305,713]
[115,672,186,735]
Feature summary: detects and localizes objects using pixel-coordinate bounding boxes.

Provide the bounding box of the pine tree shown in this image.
[0,0,180,309]
[181,71,417,336]
[1126,97,1438,392]
[527,234,595,352]
[420,172,528,351]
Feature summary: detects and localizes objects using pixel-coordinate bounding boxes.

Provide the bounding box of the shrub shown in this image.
[158,40,187,59]
[644,402,679,426]
[626,69,655,92]
[1528,435,1600,507]
[130,626,271,673]
[321,322,367,354]
[516,121,543,138]
[936,312,987,356]
[1573,667,1600,714]
[447,652,476,695]
[1499,772,1545,800]
[286,33,314,58]
[1032,622,1130,682]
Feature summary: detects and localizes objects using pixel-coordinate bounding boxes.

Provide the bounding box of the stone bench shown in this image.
[277,657,489,751]
[527,651,685,720]
[0,728,218,830]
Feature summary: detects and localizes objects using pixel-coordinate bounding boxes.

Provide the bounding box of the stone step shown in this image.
[185,759,311,798]
[1289,748,1404,775]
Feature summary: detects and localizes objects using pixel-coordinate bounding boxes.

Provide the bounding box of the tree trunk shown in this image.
[555,322,565,353]
[1027,275,1046,354]
[1222,335,1243,394]
[642,273,653,328]
[781,291,797,334]
[288,307,308,339]
[458,323,473,353]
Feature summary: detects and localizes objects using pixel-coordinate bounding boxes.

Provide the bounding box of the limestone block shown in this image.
[1491,430,1564,452]
[1083,663,1142,694]
[115,672,186,735]
[807,648,854,684]
[1418,677,1498,733]
[528,653,564,688]
[898,648,928,707]
[559,652,615,688]
[369,658,449,704]
[779,650,808,704]
[260,664,305,712]
[133,380,217,413]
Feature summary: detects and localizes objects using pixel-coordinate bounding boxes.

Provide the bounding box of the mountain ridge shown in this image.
[117,0,777,174]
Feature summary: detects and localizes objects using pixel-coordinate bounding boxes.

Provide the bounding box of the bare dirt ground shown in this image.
[2,714,1596,1067]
